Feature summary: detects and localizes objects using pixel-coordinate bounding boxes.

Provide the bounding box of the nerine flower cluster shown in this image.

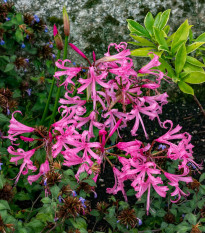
[5,42,202,214]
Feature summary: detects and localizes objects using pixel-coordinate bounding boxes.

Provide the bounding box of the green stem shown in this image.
[40,50,61,125]
[49,36,69,126]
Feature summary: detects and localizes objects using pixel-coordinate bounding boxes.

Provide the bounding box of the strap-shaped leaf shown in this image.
[186,56,205,67]
[164,25,170,35]
[184,62,204,72]
[184,71,205,84]
[144,12,154,36]
[159,58,175,78]
[187,42,205,53]
[153,27,169,52]
[131,47,155,57]
[130,35,156,47]
[153,12,162,28]
[171,20,190,54]
[178,81,194,95]
[195,32,205,42]
[175,43,186,74]
[158,9,171,30]
[127,19,150,38]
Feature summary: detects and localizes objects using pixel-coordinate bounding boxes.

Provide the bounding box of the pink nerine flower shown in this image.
[28,160,50,185]
[8,147,36,184]
[7,111,35,142]
[54,59,81,91]
[164,172,192,203]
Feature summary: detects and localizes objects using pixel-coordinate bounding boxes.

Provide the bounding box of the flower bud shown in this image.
[63,6,70,36]
[54,34,64,50]
[53,24,58,37]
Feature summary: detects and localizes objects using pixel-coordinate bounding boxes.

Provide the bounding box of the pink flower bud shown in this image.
[53,24,58,37]
[63,6,70,36]
[20,136,34,142]
[69,43,88,59]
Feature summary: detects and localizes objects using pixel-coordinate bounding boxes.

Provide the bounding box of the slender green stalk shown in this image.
[40,50,61,125]
[49,36,69,126]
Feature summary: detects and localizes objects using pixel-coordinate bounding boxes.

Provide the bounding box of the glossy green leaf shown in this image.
[171,20,190,54]
[79,172,88,181]
[131,47,155,57]
[184,71,205,84]
[158,9,171,30]
[153,27,169,52]
[144,12,154,36]
[186,56,205,67]
[187,42,205,53]
[195,32,205,42]
[130,35,155,46]
[127,19,150,38]
[164,25,170,35]
[178,81,194,95]
[175,43,186,74]
[153,12,162,28]
[159,58,175,78]
[0,113,10,123]
[183,62,204,72]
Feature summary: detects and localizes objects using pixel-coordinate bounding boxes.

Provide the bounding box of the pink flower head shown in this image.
[69,43,87,59]
[28,160,50,185]
[7,111,35,142]
[164,172,192,203]
[54,59,81,91]
[53,24,58,36]
[138,53,161,73]
[8,147,36,184]
[106,167,128,201]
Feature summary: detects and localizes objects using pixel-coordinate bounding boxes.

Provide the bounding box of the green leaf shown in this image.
[184,71,205,84]
[178,81,194,95]
[130,35,155,46]
[153,12,162,28]
[0,200,10,210]
[64,169,74,177]
[164,25,170,35]
[199,173,205,182]
[0,56,10,62]
[4,63,14,72]
[16,13,23,24]
[0,175,3,189]
[158,58,175,78]
[195,32,205,42]
[186,56,205,67]
[144,12,154,36]
[185,213,197,225]
[131,47,155,57]
[70,217,87,229]
[83,178,97,187]
[41,197,52,204]
[153,27,169,52]
[0,113,10,123]
[158,9,171,30]
[171,20,190,54]
[175,43,187,74]
[126,189,136,196]
[79,172,88,181]
[127,19,150,38]
[90,209,100,217]
[187,42,205,53]
[50,185,60,198]
[15,29,24,42]
[183,62,204,72]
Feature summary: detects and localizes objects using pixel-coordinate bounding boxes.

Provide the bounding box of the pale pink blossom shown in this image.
[7,111,35,142]
[28,160,50,185]
[54,59,81,91]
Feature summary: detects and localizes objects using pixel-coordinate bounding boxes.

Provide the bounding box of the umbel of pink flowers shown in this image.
[5,42,202,214]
